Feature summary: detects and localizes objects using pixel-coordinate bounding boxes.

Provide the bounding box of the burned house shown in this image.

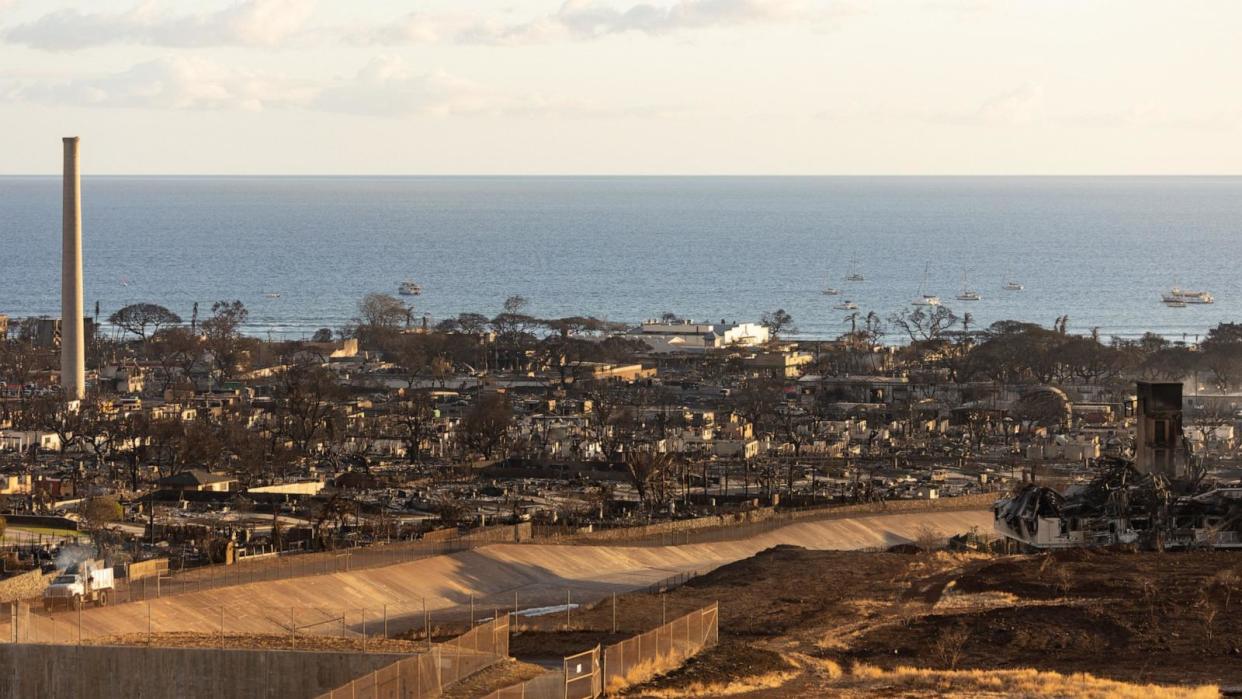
[994,461,1242,549]
[994,382,1242,550]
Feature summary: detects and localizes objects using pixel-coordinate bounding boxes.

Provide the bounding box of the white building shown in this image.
[637,320,769,353]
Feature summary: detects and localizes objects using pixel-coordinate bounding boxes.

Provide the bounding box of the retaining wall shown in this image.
[0,643,404,699]
[542,492,998,544]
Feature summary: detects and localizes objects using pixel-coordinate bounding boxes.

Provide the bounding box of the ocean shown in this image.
[3,176,1241,342]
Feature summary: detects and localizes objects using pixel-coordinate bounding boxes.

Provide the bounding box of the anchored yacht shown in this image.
[845,259,864,282]
[956,271,981,301]
[398,280,423,296]
[1164,287,1214,304]
[913,263,941,306]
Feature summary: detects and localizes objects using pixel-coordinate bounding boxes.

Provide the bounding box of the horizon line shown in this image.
[2,173,1241,178]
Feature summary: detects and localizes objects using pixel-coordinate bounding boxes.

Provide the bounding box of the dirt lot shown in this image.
[580,545,1241,697]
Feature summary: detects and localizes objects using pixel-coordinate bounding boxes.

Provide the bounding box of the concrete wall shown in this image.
[0,644,404,699]
[541,492,999,544]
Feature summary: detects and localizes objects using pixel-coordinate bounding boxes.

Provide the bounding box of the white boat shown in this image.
[913,263,940,306]
[956,271,981,301]
[1163,298,1187,308]
[845,259,864,282]
[398,280,422,296]
[834,300,859,311]
[263,292,281,299]
[822,277,842,296]
[1165,287,1213,304]
[1004,281,1024,291]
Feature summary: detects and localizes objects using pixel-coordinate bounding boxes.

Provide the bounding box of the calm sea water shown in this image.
[3,176,1241,342]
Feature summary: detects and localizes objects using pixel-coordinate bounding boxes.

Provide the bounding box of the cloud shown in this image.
[2,55,650,119]
[7,0,827,50]
[975,83,1044,125]
[4,55,307,110]
[4,0,314,50]
[310,57,508,117]
[356,0,821,46]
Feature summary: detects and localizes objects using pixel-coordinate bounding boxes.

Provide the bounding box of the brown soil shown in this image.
[83,631,429,653]
[439,658,549,699]
[554,545,1242,696]
[510,629,632,659]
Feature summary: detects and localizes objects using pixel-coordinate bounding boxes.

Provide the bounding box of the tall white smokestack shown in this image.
[61,136,85,401]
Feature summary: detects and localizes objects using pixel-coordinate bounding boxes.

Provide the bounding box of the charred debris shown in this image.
[995,382,1242,550]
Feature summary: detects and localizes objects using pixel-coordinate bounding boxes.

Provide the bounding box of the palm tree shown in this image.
[844,312,859,333]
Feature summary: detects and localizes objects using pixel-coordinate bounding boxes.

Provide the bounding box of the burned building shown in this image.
[994,460,1242,549]
[993,381,1240,550]
[1135,382,1187,479]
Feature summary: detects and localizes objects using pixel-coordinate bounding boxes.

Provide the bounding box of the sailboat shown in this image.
[912,263,941,306]
[845,259,864,282]
[956,271,981,301]
[822,274,842,295]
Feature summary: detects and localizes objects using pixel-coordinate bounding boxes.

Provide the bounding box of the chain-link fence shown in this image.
[482,602,718,699]
[4,593,515,647]
[315,613,510,699]
[601,602,717,693]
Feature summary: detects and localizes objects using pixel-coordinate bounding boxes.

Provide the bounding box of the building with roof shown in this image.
[156,469,238,493]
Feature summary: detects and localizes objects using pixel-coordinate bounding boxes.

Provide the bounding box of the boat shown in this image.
[956,271,981,301]
[398,280,422,296]
[845,259,864,282]
[263,292,281,299]
[1004,280,1024,291]
[1163,298,1187,308]
[1165,287,1214,304]
[822,286,842,296]
[913,263,941,306]
[834,300,859,311]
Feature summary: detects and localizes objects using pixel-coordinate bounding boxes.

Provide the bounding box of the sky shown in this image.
[0,0,1238,175]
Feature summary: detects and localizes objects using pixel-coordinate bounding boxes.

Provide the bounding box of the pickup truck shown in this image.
[43,560,114,611]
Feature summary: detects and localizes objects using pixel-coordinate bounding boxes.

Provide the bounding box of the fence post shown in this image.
[219,605,225,648]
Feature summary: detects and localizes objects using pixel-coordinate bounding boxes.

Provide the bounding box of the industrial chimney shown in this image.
[61,137,85,401]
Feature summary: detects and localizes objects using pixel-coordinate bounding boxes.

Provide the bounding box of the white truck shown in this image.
[43,559,114,611]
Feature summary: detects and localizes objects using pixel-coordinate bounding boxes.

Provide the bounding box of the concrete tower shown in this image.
[61,136,85,401]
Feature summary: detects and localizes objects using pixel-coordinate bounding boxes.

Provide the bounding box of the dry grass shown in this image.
[605,651,688,694]
[841,663,1220,698]
[932,590,1020,611]
[633,670,797,698]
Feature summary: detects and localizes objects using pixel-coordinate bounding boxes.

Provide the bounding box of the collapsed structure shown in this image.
[994,382,1242,549]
